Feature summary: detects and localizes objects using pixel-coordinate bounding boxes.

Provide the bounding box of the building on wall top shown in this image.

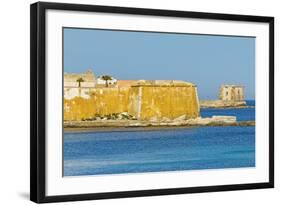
[64,69,96,88]
[219,85,244,101]
[64,69,96,99]
[96,75,117,87]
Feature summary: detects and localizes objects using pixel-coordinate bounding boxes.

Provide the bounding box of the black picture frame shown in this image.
[30,1,274,203]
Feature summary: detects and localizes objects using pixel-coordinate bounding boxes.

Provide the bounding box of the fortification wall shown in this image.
[64,87,130,121]
[128,85,200,120]
[64,84,200,121]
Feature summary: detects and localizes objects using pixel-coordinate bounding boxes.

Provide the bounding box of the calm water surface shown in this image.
[64,100,255,176]
[201,100,255,121]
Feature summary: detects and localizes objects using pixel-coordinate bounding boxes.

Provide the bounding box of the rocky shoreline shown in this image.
[64,115,255,131]
[199,100,252,108]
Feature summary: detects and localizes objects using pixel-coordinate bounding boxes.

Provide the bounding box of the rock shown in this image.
[149,117,159,122]
[173,115,187,121]
[130,122,150,127]
[188,117,211,125]
[117,114,123,120]
[159,122,169,126]
[131,116,137,120]
[211,115,236,123]
[161,117,171,122]
[120,112,129,115]
[187,115,237,126]
[200,100,247,108]
[169,120,188,126]
[115,112,128,120]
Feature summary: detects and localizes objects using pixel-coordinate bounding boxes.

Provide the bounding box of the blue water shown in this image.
[64,101,255,176]
[201,100,255,121]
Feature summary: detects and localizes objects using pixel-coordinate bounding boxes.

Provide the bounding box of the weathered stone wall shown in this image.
[219,85,244,101]
[64,83,200,121]
[64,82,98,100]
[128,85,199,120]
[64,87,130,121]
[234,87,244,101]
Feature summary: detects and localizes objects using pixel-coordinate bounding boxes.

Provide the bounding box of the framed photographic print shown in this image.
[30,2,274,203]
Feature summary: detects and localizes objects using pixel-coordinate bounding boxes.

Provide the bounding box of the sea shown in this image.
[64,100,255,176]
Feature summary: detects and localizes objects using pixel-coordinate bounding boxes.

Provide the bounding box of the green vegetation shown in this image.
[101,75,112,87]
[76,77,84,87]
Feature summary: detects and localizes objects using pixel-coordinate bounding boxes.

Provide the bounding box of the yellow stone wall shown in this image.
[64,85,200,121]
[64,87,130,121]
[128,85,200,120]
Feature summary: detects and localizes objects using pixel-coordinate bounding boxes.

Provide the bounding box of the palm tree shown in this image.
[76,77,84,97]
[76,77,84,87]
[101,75,112,87]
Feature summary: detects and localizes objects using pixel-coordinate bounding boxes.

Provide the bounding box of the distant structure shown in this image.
[96,76,117,87]
[64,70,96,99]
[219,85,244,101]
[64,69,96,85]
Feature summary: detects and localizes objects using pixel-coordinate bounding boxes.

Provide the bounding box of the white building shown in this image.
[64,69,96,99]
[96,76,117,86]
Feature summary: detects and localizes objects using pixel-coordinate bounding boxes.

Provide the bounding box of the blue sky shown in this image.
[64,28,255,100]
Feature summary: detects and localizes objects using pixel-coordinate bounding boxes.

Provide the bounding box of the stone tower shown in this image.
[219,85,244,101]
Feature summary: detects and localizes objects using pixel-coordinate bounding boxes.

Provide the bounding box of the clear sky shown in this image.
[64,28,255,100]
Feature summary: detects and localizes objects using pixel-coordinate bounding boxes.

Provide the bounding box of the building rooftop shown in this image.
[64,70,96,82]
[221,84,244,87]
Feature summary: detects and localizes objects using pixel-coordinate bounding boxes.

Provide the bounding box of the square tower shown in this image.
[219,85,244,101]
